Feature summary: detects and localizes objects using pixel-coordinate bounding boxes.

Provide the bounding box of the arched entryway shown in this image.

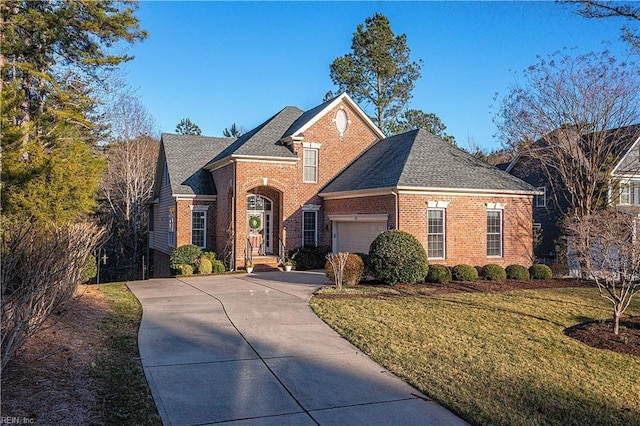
[246,194,273,255]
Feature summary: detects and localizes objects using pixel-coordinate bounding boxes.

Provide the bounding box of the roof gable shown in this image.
[160,133,235,196]
[321,129,537,195]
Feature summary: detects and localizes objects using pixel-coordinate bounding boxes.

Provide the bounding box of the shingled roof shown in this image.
[207,106,303,166]
[321,129,538,195]
[161,134,235,196]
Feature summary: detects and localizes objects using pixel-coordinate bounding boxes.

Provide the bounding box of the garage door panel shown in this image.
[336,222,387,253]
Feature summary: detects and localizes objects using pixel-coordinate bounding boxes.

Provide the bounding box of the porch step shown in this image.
[251,255,281,271]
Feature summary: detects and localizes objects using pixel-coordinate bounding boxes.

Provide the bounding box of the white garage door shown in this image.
[335,221,387,253]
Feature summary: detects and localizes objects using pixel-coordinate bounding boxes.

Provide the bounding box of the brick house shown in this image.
[149,93,538,276]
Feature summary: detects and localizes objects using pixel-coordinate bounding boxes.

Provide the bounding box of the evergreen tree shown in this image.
[175,118,202,135]
[387,109,457,145]
[0,1,147,224]
[329,13,422,132]
[222,123,244,137]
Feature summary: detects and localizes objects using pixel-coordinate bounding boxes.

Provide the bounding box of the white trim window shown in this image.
[303,148,318,183]
[302,211,318,247]
[618,181,640,205]
[191,207,207,248]
[535,186,546,208]
[427,208,445,259]
[167,207,176,247]
[487,209,503,257]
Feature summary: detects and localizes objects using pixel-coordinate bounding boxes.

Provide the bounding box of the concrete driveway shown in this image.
[127,271,467,425]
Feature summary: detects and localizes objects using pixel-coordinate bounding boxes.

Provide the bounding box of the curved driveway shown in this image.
[128,271,467,425]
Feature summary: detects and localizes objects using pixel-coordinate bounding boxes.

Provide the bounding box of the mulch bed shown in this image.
[315,278,640,357]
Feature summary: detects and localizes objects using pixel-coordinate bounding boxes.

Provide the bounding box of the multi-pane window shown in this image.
[535,187,546,208]
[303,148,318,183]
[303,211,317,247]
[191,210,206,248]
[619,182,640,205]
[427,209,445,259]
[487,210,503,257]
[167,207,175,247]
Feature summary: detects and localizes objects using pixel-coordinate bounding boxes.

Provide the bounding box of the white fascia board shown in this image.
[174,194,216,201]
[396,186,541,196]
[612,135,640,175]
[319,187,396,199]
[328,213,389,222]
[232,155,298,164]
[293,93,386,140]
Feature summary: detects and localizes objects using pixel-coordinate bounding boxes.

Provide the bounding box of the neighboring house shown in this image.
[148,93,538,276]
[504,125,640,263]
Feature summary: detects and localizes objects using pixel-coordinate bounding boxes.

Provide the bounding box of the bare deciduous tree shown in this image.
[496,49,640,219]
[565,210,640,335]
[1,221,106,371]
[326,252,349,290]
[100,93,159,280]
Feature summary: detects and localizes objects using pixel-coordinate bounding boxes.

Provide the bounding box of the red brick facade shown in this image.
[150,95,536,276]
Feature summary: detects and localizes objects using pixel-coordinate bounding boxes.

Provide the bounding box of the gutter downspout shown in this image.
[392,189,399,229]
[231,159,237,271]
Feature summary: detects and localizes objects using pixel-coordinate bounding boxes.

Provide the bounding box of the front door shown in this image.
[247,195,273,255]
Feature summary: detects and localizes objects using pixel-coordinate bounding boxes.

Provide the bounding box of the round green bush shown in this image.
[202,251,216,264]
[198,257,213,274]
[481,264,507,282]
[425,264,452,285]
[325,253,365,286]
[451,264,478,281]
[170,244,202,269]
[368,230,429,285]
[505,264,530,280]
[176,264,193,276]
[529,264,552,280]
[212,260,225,274]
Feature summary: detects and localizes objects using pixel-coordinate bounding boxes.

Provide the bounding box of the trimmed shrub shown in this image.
[529,264,553,280]
[325,253,365,286]
[212,260,225,274]
[176,264,193,276]
[368,230,429,285]
[506,264,530,280]
[170,245,202,270]
[451,264,478,281]
[198,257,213,274]
[481,264,507,282]
[426,264,452,285]
[355,253,371,276]
[202,251,216,264]
[289,245,331,270]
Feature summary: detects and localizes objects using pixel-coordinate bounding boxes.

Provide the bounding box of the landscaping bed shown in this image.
[311,280,640,425]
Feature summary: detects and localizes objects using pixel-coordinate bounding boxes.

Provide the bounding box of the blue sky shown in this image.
[122,1,634,151]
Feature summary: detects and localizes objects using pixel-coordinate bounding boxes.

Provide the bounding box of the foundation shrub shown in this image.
[506,264,530,280]
[176,264,193,276]
[325,253,365,286]
[481,264,507,282]
[289,245,331,270]
[368,230,429,285]
[170,244,202,271]
[426,264,452,285]
[197,257,213,274]
[212,260,225,274]
[452,264,478,282]
[530,264,553,280]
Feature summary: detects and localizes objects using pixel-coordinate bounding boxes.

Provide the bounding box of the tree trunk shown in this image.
[613,306,622,335]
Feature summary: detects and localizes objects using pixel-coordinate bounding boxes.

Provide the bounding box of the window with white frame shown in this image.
[191,208,207,248]
[427,209,445,259]
[303,148,318,183]
[167,207,176,247]
[620,183,631,205]
[302,211,317,247]
[487,209,503,257]
[535,187,546,207]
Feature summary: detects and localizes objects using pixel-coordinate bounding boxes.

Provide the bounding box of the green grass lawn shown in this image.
[310,286,640,426]
[93,283,162,425]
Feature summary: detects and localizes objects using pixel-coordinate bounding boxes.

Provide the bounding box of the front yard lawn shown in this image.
[310,284,640,426]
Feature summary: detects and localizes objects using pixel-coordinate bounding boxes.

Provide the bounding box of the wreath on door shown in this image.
[249,215,262,230]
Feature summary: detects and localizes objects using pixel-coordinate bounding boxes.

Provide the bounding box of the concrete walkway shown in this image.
[128,271,467,425]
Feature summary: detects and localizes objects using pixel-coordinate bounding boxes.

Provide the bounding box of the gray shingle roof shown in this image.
[321,129,537,194]
[283,97,336,138]
[162,133,235,196]
[209,107,303,164]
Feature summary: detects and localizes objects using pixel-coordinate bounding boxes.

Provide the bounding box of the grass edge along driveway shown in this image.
[310,286,640,426]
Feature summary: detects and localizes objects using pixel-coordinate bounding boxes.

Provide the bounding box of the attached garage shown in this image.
[330,215,388,254]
